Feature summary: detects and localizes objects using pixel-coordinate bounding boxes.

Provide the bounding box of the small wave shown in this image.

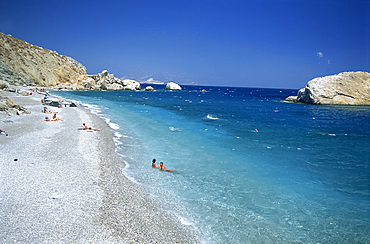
[120,160,139,184]
[82,103,102,114]
[206,114,219,120]
[109,122,120,130]
[179,217,193,226]
[113,138,123,146]
[169,126,180,131]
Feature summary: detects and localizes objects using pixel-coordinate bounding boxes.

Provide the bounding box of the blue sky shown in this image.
[1,0,369,88]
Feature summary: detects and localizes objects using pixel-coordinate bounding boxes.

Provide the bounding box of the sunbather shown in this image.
[43,107,57,114]
[0,129,8,136]
[82,123,89,130]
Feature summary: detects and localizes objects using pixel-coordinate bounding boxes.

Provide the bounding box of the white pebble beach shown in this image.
[0,89,199,243]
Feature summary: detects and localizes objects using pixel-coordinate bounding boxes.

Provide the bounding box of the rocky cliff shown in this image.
[286,71,370,105]
[0,32,88,87]
[0,32,142,91]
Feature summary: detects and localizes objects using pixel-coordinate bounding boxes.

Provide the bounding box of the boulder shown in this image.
[0,81,8,89]
[8,87,16,92]
[0,102,8,111]
[5,98,17,108]
[145,86,155,91]
[166,82,182,90]
[122,79,141,90]
[296,71,370,105]
[284,96,298,103]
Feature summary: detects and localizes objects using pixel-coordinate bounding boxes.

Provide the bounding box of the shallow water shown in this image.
[55,86,370,243]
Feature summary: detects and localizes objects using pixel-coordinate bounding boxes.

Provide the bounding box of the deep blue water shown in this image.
[54,85,370,243]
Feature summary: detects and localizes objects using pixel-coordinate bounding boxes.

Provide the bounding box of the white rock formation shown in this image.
[284,96,298,103]
[106,83,124,90]
[80,77,96,90]
[145,86,155,91]
[166,82,182,90]
[296,71,370,105]
[122,79,141,90]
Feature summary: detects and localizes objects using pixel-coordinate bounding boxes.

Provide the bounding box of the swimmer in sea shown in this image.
[159,162,167,171]
[152,158,160,168]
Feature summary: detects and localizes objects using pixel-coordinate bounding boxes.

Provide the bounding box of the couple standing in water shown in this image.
[152,159,174,172]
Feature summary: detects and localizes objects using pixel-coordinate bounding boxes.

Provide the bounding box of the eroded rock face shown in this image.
[0,32,87,87]
[296,71,370,105]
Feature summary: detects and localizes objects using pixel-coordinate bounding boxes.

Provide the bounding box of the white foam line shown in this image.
[63,98,141,186]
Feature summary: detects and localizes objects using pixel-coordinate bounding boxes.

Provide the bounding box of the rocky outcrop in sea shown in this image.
[285,71,370,105]
[166,82,182,90]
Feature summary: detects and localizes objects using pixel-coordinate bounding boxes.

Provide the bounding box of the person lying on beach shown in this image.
[81,123,100,131]
[88,127,101,131]
[0,129,8,136]
[152,159,160,168]
[43,107,58,114]
[45,116,63,122]
[52,114,63,121]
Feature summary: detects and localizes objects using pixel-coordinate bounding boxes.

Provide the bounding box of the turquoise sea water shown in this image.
[55,86,370,243]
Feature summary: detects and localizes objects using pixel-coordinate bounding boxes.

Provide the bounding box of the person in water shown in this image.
[152,158,160,168]
[159,162,167,171]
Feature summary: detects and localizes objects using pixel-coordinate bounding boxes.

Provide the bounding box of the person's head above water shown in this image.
[152,158,156,163]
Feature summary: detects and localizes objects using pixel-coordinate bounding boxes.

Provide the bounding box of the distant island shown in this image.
[0,32,181,91]
[284,71,370,106]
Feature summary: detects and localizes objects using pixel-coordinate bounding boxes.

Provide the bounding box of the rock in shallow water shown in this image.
[295,71,370,105]
[166,82,182,90]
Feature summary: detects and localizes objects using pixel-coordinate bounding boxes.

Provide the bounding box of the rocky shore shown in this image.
[0,89,199,243]
[284,71,370,105]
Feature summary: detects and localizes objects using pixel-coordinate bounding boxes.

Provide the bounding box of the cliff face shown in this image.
[0,33,143,91]
[0,32,87,87]
[296,71,370,105]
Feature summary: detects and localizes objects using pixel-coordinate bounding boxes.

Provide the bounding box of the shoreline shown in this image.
[0,89,200,243]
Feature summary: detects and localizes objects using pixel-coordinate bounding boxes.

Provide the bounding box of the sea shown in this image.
[54,85,370,243]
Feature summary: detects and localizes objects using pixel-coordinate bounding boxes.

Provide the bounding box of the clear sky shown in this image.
[1,0,369,88]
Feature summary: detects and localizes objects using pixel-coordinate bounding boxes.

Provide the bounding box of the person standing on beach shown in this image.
[152,159,160,168]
